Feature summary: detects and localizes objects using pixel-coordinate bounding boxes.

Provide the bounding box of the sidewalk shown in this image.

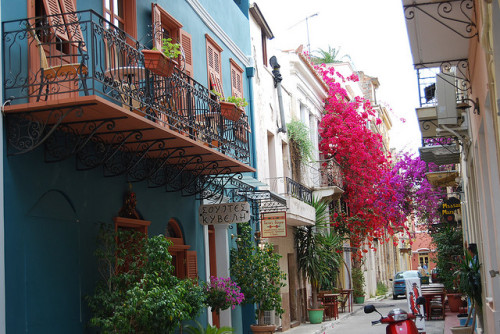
[281,295,454,334]
[281,296,384,334]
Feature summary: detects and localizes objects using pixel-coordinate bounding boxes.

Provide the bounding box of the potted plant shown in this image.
[451,244,483,332]
[87,226,205,333]
[203,276,245,315]
[431,223,463,311]
[295,197,343,323]
[212,90,248,121]
[230,222,286,334]
[142,37,180,77]
[352,266,365,304]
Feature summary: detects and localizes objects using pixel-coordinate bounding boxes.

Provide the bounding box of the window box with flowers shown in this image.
[142,38,180,77]
[212,91,248,122]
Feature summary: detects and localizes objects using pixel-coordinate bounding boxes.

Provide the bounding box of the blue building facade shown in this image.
[1,0,256,332]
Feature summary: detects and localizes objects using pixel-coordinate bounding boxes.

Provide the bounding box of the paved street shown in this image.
[285,296,445,334]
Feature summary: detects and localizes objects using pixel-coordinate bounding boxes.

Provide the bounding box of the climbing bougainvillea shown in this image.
[313,60,443,257]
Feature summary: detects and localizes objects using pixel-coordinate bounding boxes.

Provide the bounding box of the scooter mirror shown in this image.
[416,296,425,305]
[364,305,376,314]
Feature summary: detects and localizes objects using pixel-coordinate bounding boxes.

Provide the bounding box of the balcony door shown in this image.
[28,0,84,101]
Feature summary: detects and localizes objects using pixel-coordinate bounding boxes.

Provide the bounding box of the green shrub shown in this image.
[87,226,205,333]
[376,281,388,296]
[287,119,314,162]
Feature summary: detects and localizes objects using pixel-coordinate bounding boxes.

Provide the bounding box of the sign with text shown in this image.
[199,202,251,225]
[441,197,461,222]
[261,212,287,238]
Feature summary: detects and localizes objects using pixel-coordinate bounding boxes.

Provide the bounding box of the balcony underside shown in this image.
[425,171,459,187]
[5,95,255,177]
[403,0,477,67]
[285,196,315,227]
[313,186,344,201]
[419,145,460,165]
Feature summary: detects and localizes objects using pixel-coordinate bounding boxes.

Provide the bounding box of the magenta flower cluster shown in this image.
[204,276,245,312]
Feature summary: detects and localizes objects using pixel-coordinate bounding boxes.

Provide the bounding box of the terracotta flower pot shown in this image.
[447,293,463,312]
[250,324,276,334]
[220,101,243,121]
[142,49,177,77]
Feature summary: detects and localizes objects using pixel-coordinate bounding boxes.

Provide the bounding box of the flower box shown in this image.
[220,101,244,121]
[142,49,177,77]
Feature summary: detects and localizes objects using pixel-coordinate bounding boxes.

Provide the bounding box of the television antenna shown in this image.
[288,13,319,54]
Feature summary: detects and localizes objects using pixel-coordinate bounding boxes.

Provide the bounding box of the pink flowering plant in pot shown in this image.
[203,276,244,314]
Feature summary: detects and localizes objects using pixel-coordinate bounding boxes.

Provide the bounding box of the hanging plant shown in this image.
[287,119,314,162]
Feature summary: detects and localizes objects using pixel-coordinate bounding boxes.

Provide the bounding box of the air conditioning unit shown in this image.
[436,74,458,126]
[263,310,281,326]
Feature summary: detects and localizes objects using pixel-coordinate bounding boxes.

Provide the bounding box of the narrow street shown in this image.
[325,297,444,334]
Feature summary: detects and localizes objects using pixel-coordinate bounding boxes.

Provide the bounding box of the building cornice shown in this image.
[186,0,250,67]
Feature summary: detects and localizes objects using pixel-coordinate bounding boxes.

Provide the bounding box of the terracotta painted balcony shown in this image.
[2,11,253,190]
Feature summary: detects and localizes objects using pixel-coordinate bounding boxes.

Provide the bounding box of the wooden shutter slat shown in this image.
[185,250,198,280]
[207,45,214,70]
[152,4,162,51]
[180,29,193,77]
[42,0,69,40]
[59,0,86,50]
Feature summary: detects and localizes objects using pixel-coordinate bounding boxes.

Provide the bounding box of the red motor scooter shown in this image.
[363,296,425,334]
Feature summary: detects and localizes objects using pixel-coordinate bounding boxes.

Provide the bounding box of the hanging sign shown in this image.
[440,197,461,222]
[261,211,287,238]
[198,202,251,225]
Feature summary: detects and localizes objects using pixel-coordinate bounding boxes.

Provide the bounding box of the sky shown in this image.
[256,0,422,154]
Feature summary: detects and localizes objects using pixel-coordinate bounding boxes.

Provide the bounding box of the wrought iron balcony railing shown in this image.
[416,65,478,114]
[285,177,312,204]
[266,177,313,205]
[2,10,250,164]
[309,159,344,190]
[421,136,459,147]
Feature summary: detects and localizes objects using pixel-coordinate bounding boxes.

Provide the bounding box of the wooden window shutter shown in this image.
[42,0,69,41]
[185,250,198,280]
[59,0,85,50]
[206,35,223,96]
[152,4,162,51]
[230,59,244,98]
[180,29,193,77]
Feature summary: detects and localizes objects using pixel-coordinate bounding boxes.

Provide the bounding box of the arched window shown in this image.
[166,219,198,279]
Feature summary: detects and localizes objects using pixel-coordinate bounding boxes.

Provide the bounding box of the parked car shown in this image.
[391,270,422,299]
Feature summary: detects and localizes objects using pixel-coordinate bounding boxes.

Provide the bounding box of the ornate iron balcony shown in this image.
[310,159,344,190]
[2,10,250,164]
[285,177,312,205]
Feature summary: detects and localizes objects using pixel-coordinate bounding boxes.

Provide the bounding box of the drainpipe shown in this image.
[246,58,257,174]
[269,56,286,133]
